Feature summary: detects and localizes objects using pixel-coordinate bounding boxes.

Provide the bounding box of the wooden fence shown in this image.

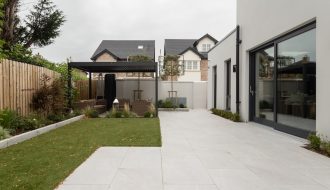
[0,59,60,116]
[75,80,97,100]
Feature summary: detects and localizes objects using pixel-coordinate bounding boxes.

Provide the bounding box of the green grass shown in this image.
[0,118,161,190]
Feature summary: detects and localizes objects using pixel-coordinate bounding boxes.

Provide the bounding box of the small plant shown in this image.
[179,104,186,108]
[0,126,11,140]
[122,103,130,118]
[144,112,152,118]
[83,107,99,118]
[307,134,321,150]
[115,112,123,118]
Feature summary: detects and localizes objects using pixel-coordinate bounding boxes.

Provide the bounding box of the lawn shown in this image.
[0,118,161,190]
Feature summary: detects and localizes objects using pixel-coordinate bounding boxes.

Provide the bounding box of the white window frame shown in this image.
[184,60,200,71]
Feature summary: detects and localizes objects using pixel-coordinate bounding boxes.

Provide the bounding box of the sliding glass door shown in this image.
[276,28,316,132]
[254,46,275,122]
[250,22,316,137]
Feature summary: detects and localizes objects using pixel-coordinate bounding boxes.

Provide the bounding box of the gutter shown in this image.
[236,25,242,114]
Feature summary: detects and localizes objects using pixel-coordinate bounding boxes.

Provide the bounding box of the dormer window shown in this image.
[202,44,211,52]
[138,45,144,49]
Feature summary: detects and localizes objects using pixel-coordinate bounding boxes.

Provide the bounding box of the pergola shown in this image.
[67,61,159,116]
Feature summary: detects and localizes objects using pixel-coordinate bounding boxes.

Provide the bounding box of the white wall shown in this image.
[196,37,216,52]
[237,0,330,136]
[208,30,237,113]
[115,79,208,109]
[178,50,202,81]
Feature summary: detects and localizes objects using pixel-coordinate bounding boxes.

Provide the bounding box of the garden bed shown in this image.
[0,115,84,149]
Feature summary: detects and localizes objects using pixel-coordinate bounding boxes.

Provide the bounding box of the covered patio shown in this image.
[67,61,159,116]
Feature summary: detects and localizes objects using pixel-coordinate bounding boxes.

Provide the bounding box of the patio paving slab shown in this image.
[57,110,330,190]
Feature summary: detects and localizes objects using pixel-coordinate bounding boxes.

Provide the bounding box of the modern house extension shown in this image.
[164,34,218,81]
[208,0,330,138]
[91,40,155,79]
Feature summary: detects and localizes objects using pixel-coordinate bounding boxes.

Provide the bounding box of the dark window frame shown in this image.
[249,21,316,138]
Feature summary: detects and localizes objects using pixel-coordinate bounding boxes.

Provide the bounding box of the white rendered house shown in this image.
[208,0,330,138]
[164,34,218,81]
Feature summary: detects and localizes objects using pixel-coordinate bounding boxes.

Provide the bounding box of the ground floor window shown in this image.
[184,60,200,71]
[250,22,316,137]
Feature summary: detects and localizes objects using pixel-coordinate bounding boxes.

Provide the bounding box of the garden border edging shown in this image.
[0,115,84,149]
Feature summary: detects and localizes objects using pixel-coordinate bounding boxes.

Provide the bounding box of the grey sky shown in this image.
[20,0,236,63]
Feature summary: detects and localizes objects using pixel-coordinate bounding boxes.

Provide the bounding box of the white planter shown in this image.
[158,108,189,112]
[0,115,84,149]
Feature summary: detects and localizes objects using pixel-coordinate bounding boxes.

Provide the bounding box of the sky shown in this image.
[19,0,236,63]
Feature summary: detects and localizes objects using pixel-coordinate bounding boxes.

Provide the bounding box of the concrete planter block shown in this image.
[158,108,189,112]
[0,115,84,149]
[36,123,57,135]
[7,130,38,147]
[0,139,8,149]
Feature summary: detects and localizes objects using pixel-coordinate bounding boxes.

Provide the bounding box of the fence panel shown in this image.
[0,59,60,115]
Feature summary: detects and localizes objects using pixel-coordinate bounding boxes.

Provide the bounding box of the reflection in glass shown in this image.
[255,47,275,121]
[277,29,316,132]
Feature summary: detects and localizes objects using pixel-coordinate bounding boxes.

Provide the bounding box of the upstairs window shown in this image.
[202,44,211,52]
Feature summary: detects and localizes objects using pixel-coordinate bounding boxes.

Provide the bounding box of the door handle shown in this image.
[250,86,254,96]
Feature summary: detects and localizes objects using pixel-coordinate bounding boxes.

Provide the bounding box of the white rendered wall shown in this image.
[115,79,207,109]
[178,50,202,81]
[207,31,237,113]
[196,37,216,52]
[237,0,330,136]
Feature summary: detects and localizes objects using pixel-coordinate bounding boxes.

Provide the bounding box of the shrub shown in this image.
[144,112,153,118]
[21,114,45,131]
[47,114,65,123]
[31,76,66,116]
[211,108,241,122]
[162,100,174,108]
[179,104,186,108]
[157,100,163,108]
[83,107,99,118]
[0,126,11,140]
[307,134,321,150]
[72,109,82,117]
[0,109,18,129]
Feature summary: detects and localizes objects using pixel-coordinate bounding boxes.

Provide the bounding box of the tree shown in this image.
[129,55,152,100]
[18,0,65,48]
[1,0,19,48]
[162,55,183,98]
[1,0,65,50]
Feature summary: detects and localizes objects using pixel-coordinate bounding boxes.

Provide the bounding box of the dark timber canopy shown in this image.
[67,61,159,116]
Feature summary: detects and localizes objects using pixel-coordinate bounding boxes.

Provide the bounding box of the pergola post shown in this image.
[155,63,159,117]
[67,65,73,109]
[89,72,92,99]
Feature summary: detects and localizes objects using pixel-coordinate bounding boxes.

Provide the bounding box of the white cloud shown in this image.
[20,0,236,63]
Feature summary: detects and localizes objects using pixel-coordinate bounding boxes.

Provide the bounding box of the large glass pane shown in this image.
[277,29,316,132]
[255,46,275,121]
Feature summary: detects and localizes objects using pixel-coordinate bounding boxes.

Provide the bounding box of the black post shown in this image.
[67,65,73,109]
[236,25,241,114]
[155,62,159,117]
[89,72,92,99]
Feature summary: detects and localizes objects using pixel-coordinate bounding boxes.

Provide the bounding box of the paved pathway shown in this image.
[57,110,330,190]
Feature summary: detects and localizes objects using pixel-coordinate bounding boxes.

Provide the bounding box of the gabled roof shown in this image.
[164,39,197,55]
[91,40,155,61]
[179,47,206,59]
[193,34,218,47]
